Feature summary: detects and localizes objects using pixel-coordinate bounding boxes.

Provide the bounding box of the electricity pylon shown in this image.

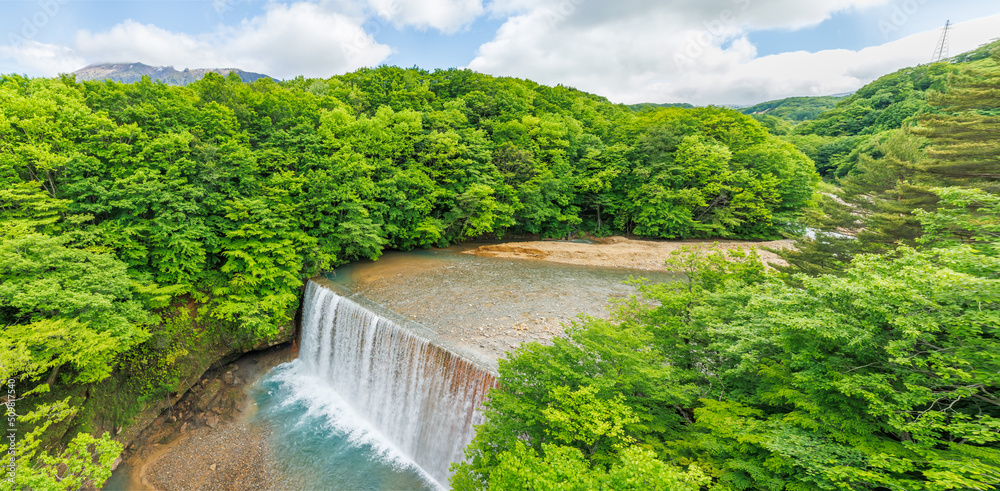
[931,20,952,63]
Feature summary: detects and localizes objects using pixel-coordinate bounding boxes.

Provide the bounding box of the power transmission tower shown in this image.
[931,20,952,63]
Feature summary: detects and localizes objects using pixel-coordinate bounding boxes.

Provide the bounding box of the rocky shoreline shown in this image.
[143,422,275,491]
[104,346,296,491]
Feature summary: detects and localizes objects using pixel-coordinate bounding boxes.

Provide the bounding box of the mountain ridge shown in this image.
[72,62,272,85]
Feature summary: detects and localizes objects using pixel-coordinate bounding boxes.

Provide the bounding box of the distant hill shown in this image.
[628,102,695,111]
[628,97,851,116]
[72,62,272,85]
[786,38,1000,177]
[739,96,848,121]
[949,39,1000,63]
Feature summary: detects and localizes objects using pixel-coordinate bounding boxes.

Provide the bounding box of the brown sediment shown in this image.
[116,346,296,491]
[324,244,683,371]
[133,433,189,491]
[142,422,274,491]
[365,237,796,368]
[465,236,795,270]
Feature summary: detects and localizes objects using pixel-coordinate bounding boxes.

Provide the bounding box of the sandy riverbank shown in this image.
[464,236,795,270]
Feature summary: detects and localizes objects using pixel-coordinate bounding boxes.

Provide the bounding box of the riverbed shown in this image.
[322,243,678,370]
[106,238,769,490]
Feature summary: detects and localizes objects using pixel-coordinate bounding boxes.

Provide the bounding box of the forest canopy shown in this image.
[1,67,816,340]
[4,44,999,489]
[454,43,1000,491]
[0,67,818,489]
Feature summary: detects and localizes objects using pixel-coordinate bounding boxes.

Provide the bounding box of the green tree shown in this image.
[0,183,143,491]
[460,236,1000,490]
[913,52,1000,189]
[0,398,122,491]
[0,183,150,384]
[211,189,315,339]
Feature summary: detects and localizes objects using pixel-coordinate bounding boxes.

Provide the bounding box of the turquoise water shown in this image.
[251,361,440,490]
[103,247,676,491]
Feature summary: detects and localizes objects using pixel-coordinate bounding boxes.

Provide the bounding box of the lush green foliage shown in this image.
[457,218,1000,489]
[1,68,815,342]
[740,96,847,122]
[458,42,1000,491]
[629,102,696,111]
[7,398,122,491]
[0,67,817,488]
[785,40,999,181]
[912,56,1000,189]
[783,57,967,179]
[4,40,998,489]
[795,63,952,138]
[776,42,1000,276]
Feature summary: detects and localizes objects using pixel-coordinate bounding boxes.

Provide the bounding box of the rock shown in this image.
[212,406,222,415]
[222,371,235,385]
[209,463,217,471]
[110,456,122,471]
[206,415,219,428]
[197,380,223,410]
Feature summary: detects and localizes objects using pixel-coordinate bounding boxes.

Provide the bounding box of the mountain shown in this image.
[739,95,848,121]
[72,62,272,85]
[786,38,1000,178]
[628,102,695,111]
[629,96,853,116]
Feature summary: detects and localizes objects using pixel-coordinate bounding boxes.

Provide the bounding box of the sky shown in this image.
[1,0,999,106]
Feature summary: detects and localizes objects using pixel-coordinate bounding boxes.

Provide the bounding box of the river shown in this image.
[107,244,677,490]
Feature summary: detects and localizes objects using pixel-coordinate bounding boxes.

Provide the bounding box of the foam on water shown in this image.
[261,281,496,488]
[258,360,441,488]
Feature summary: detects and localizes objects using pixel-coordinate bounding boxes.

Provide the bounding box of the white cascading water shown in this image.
[298,280,496,487]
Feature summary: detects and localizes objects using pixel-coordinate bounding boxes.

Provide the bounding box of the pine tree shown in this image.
[778,48,1000,277]
[839,129,939,246]
[913,49,1000,189]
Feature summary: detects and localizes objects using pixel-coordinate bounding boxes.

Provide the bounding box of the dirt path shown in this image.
[464,236,795,270]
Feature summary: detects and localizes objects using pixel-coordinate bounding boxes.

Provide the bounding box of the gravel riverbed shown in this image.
[108,347,296,491]
[144,422,275,491]
[113,237,788,490]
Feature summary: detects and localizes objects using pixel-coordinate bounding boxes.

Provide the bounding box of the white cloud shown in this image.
[75,21,218,68]
[3,2,392,79]
[0,40,86,75]
[222,2,391,77]
[469,1,1000,105]
[1,0,997,107]
[368,0,484,33]
[488,0,892,32]
[669,13,1000,104]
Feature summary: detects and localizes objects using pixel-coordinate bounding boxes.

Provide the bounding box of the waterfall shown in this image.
[298,280,496,487]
